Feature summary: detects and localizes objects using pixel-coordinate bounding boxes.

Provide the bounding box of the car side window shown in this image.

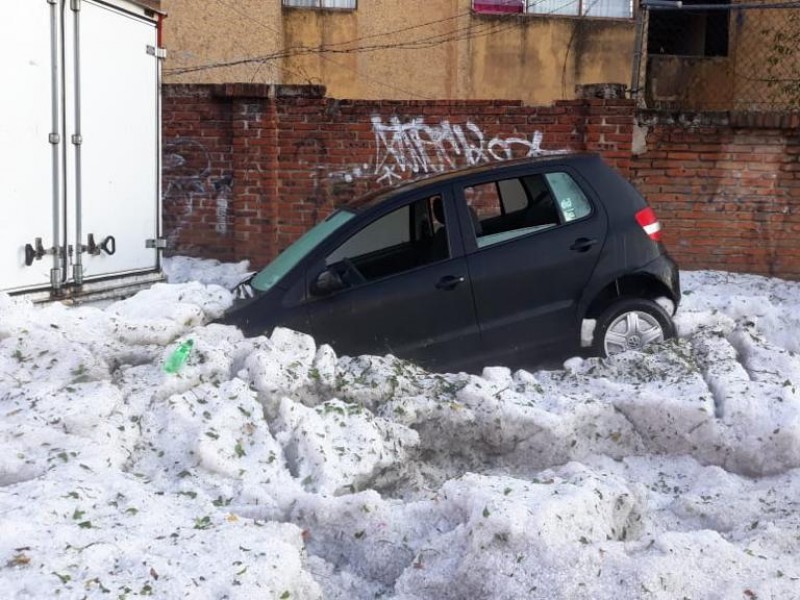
[324,195,449,284]
[464,172,591,248]
[328,205,410,263]
[464,174,556,248]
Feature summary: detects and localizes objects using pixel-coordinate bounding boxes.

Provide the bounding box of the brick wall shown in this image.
[631,112,800,278]
[162,84,634,268]
[162,86,233,258]
[162,84,800,280]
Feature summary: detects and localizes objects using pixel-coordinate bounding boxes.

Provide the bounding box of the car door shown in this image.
[456,167,608,365]
[303,189,480,371]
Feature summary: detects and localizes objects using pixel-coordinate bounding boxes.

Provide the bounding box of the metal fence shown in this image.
[473,0,633,18]
[642,2,800,111]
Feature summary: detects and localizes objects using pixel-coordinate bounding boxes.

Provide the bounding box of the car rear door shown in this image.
[456,166,608,365]
[303,189,480,371]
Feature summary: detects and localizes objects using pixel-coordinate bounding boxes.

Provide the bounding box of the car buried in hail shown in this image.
[218,154,681,372]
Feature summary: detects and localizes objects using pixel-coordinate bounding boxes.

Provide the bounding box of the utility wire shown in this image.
[312,10,474,50]
[165,0,587,94]
[170,0,562,71]
[208,0,435,98]
[164,5,534,76]
[162,18,510,77]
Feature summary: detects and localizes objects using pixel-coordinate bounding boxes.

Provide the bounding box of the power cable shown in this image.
[164,8,520,76]
[165,0,592,95]
[209,0,435,98]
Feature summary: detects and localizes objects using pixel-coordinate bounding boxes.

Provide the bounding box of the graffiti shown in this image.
[212,176,233,235]
[163,139,233,245]
[327,163,372,184]
[369,116,554,184]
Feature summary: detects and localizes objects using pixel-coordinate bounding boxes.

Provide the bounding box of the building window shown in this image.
[473,0,632,18]
[527,0,631,18]
[647,0,729,57]
[282,0,357,9]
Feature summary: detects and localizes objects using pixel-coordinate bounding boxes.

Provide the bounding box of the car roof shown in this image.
[341,152,601,211]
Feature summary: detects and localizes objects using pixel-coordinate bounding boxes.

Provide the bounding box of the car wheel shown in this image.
[593,298,675,357]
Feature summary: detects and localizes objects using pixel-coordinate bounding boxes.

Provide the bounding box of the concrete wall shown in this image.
[160,0,636,105]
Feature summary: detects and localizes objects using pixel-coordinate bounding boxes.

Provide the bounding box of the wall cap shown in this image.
[637,109,800,130]
[575,83,628,100]
[212,83,326,99]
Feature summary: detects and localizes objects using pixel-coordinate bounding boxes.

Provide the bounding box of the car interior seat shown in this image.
[524,190,559,227]
[429,196,449,261]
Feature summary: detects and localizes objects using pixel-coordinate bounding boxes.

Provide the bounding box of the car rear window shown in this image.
[545,172,592,222]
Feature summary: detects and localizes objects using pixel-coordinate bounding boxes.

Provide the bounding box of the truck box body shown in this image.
[1,0,163,300]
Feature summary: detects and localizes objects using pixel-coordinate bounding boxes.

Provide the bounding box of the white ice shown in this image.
[1,262,799,599]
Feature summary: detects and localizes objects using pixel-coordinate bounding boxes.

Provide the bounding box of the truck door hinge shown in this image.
[145,238,168,250]
[49,133,60,144]
[71,134,83,145]
[146,45,168,59]
[51,267,63,291]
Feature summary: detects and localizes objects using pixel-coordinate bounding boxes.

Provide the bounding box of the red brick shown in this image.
[163,85,800,280]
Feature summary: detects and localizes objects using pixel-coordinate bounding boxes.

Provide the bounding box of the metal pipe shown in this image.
[72,0,84,286]
[630,4,647,101]
[49,0,63,293]
[155,16,164,271]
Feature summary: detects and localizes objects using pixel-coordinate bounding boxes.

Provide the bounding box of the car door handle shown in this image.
[570,238,598,252]
[436,275,465,291]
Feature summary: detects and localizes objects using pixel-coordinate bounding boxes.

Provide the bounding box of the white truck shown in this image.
[1,0,164,300]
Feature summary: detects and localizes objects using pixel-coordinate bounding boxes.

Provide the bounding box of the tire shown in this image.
[592,298,675,357]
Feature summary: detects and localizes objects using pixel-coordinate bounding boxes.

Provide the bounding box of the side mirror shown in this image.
[231,273,256,300]
[310,268,347,297]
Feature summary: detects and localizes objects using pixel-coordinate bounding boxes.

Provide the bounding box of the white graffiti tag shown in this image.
[371,116,548,184]
[163,138,233,244]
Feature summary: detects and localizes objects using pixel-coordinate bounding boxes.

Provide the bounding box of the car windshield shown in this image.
[251,210,356,292]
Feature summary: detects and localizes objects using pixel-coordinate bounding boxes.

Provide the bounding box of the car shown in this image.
[218,153,680,372]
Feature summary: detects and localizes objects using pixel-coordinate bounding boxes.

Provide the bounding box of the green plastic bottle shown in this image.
[163,339,194,374]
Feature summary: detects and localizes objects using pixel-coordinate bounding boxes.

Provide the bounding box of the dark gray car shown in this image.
[219,154,680,372]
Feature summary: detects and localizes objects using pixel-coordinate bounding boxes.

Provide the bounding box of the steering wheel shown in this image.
[341,257,366,285]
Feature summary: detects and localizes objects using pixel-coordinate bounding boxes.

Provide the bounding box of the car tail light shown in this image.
[635,207,662,242]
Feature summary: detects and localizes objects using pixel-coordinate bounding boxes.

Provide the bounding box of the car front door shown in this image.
[303,189,480,371]
[456,168,608,366]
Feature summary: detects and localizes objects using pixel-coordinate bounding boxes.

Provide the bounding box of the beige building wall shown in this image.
[160,0,286,86]
[160,0,636,104]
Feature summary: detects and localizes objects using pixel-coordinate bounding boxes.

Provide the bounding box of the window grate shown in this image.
[472,0,632,18]
[282,0,357,9]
